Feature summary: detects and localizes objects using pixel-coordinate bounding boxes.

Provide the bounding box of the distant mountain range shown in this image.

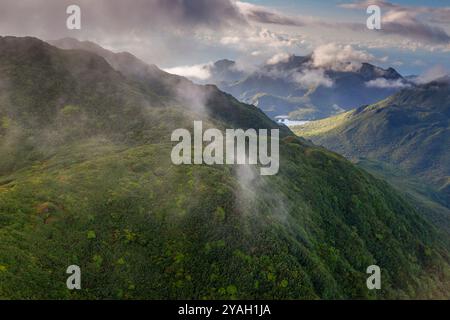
[202,54,410,121]
[1,36,449,299]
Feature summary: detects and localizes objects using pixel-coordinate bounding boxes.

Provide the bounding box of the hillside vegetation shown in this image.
[294,81,450,201]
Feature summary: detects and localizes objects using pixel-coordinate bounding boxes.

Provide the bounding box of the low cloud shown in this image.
[414,65,449,84]
[234,164,289,223]
[293,69,334,88]
[164,64,212,80]
[365,78,411,89]
[266,53,291,65]
[312,43,375,72]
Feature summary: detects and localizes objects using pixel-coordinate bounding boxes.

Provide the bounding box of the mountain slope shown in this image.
[0,36,449,299]
[294,80,450,197]
[49,38,286,135]
[294,80,450,233]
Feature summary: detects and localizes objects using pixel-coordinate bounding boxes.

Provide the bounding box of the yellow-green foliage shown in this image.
[1,116,11,129]
[293,111,354,138]
[61,105,81,116]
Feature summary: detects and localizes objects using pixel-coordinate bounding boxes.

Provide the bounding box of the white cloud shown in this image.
[164,63,211,80]
[266,53,291,65]
[341,0,450,44]
[312,43,375,72]
[292,69,334,88]
[414,65,449,84]
[214,27,304,60]
[220,36,241,45]
[365,78,411,89]
[235,1,306,26]
[249,28,300,48]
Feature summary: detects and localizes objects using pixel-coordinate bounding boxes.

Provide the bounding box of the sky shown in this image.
[0,0,449,77]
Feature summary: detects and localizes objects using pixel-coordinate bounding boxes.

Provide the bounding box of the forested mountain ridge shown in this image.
[294,79,450,200]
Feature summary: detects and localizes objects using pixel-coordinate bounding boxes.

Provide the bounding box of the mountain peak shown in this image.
[208,59,244,83]
[264,54,312,71]
[214,59,236,69]
[358,62,403,80]
[49,37,169,81]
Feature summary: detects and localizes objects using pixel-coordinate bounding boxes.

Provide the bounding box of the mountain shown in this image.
[48,38,284,135]
[294,80,450,227]
[206,59,246,85]
[0,36,449,299]
[206,54,408,121]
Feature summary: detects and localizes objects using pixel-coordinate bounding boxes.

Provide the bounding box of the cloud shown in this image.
[220,36,241,45]
[340,0,396,10]
[292,69,334,88]
[414,65,449,84]
[234,164,289,223]
[365,78,411,89]
[0,0,312,66]
[235,1,306,27]
[342,0,450,22]
[237,0,448,49]
[215,28,304,61]
[15,0,251,33]
[164,64,212,80]
[266,53,291,65]
[312,43,375,72]
[0,0,247,66]
[2,0,450,68]
[0,0,311,38]
[248,28,301,48]
[341,0,450,44]
[382,10,450,44]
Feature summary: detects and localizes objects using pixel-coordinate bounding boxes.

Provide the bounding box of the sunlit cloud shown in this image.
[164,64,212,80]
[341,0,450,44]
